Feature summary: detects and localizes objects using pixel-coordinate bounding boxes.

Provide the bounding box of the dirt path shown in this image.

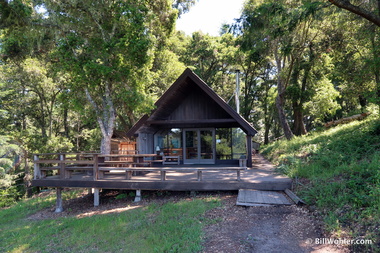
[202,194,349,253]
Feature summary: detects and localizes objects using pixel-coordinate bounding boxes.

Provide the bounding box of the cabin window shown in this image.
[154,128,182,156]
[216,128,246,160]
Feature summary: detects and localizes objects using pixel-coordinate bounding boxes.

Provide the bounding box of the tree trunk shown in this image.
[85,85,115,155]
[63,107,69,138]
[23,152,33,198]
[100,135,112,154]
[293,104,307,136]
[274,47,294,140]
[264,122,271,145]
[276,94,294,140]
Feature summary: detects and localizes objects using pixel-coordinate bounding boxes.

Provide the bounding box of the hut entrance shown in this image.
[183,128,215,164]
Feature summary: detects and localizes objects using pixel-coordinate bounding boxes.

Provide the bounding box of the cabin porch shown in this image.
[32,153,291,211]
[32,153,291,191]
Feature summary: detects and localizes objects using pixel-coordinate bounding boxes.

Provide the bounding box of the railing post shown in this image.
[60,154,66,179]
[93,154,98,180]
[33,154,41,179]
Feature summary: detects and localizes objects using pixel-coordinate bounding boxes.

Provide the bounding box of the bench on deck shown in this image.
[97,161,152,179]
[97,167,246,181]
[99,161,152,167]
[39,166,60,178]
[162,156,180,165]
[64,166,94,178]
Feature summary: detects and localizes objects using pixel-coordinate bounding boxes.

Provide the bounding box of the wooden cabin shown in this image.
[31,69,290,211]
[127,68,257,167]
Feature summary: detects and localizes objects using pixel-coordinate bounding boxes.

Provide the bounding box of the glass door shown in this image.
[183,129,215,164]
[184,130,198,163]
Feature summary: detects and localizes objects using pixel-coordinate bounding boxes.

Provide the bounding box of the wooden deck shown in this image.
[32,154,292,191]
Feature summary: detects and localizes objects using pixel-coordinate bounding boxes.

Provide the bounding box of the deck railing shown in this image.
[33,153,99,180]
[33,152,246,182]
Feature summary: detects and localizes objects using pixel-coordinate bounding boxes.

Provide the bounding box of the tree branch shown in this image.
[328,0,380,26]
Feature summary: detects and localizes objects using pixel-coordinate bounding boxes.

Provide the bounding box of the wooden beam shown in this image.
[285,189,306,205]
[32,179,292,191]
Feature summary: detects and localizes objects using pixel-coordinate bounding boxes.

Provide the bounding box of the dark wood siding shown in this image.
[168,85,231,121]
[126,69,257,137]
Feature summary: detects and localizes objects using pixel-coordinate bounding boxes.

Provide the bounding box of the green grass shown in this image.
[0,191,220,253]
[261,116,380,252]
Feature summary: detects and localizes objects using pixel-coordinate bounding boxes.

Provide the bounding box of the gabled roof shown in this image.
[127,68,257,136]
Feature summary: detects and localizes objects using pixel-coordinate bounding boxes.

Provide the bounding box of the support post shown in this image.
[246,135,253,168]
[134,189,141,202]
[94,188,100,207]
[235,69,240,114]
[55,187,63,213]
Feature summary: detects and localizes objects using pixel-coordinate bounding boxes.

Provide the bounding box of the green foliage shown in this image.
[0,190,221,253]
[181,32,238,101]
[262,116,380,251]
[0,186,20,207]
[0,135,20,189]
[304,76,341,123]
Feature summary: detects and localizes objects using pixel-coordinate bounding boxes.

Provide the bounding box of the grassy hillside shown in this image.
[261,116,380,252]
[0,191,220,253]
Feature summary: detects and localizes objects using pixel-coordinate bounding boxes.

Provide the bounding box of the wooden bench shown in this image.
[97,162,151,179]
[99,161,152,167]
[162,156,180,165]
[62,165,94,178]
[39,166,60,178]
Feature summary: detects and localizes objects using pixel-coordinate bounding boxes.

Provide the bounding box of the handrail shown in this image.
[33,153,157,180]
[33,153,99,180]
[33,153,244,182]
[32,152,100,156]
[34,160,95,164]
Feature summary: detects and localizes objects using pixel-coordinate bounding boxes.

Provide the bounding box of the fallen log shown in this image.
[324,112,370,128]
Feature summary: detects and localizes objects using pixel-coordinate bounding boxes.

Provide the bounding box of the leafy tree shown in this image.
[238,1,298,139]
[327,0,380,104]
[181,32,239,103]
[1,1,194,155]
[237,0,347,138]
[40,0,181,154]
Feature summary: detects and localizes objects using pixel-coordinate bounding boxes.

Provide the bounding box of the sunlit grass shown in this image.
[0,191,221,253]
